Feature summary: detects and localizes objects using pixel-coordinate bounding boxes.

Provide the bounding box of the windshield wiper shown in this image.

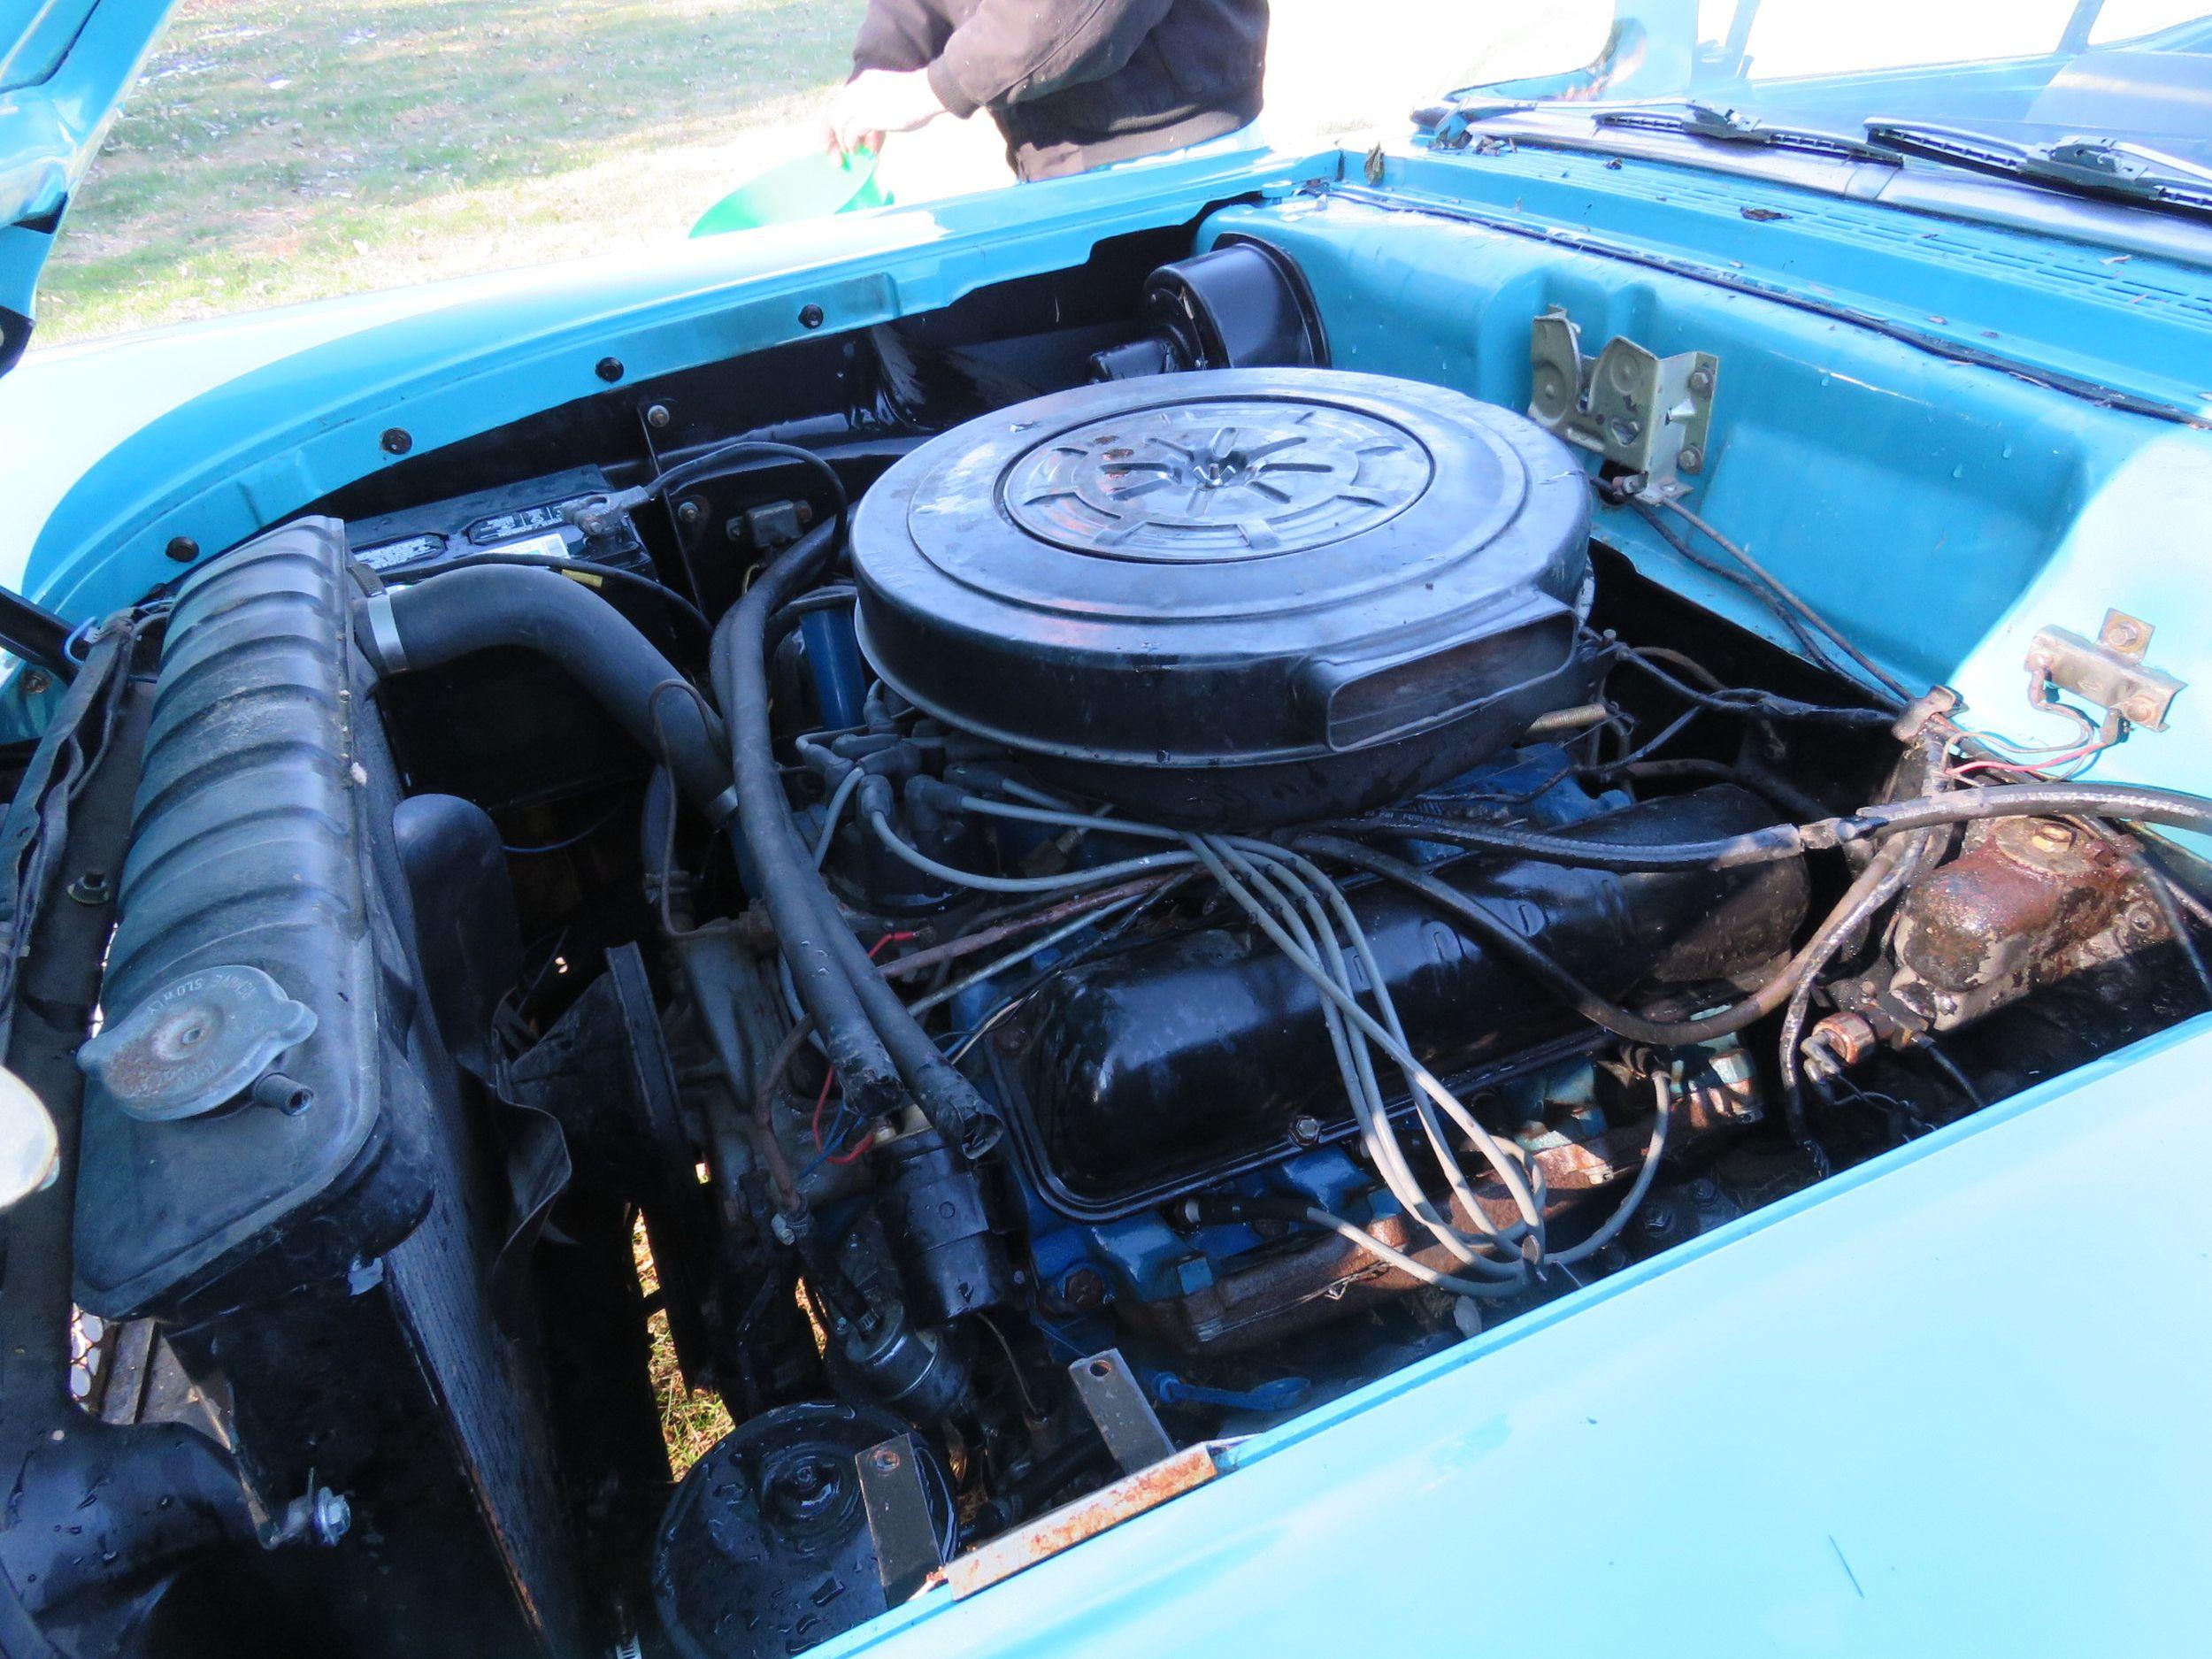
[1425,96,1901,165]
[1589,99,1902,165]
[1864,120,2212,221]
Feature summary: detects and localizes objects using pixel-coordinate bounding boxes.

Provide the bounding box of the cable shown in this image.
[904,889,1158,1018]
[868,809,1200,894]
[648,440,851,551]
[1637,497,1913,708]
[811,768,864,866]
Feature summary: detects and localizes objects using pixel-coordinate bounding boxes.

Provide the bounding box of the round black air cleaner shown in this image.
[850,368,1598,825]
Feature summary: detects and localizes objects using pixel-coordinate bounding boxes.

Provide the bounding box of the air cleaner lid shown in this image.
[850,368,1590,771]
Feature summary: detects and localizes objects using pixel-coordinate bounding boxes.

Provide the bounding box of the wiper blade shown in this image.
[1590,99,1902,164]
[1425,95,1900,165]
[1864,120,2212,220]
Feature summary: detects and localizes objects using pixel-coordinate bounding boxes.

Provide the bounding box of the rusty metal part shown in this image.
[937,1443,1222,1599]
[1066,1348,1174,1473]
[1120,1103,1734,1356]
[1806,1010,1881,1070]
[2025,609,2185,733]
[1887,814,2157,1032]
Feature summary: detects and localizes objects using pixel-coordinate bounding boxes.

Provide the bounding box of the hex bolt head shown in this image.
[645,402,672,429]
[1288,1112,1324,1148]
[1678,444,1704,472]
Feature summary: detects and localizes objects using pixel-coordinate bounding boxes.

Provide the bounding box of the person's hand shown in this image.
[823,68,949,158]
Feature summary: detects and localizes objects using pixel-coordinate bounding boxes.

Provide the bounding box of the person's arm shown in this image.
[925,0,1178,118]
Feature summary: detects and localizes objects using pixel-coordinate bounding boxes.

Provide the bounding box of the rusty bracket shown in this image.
[1528,308,1717,500]
[1067,1348,1175,1474]
[855,1434,945,1604]
[937,1443,1224,1600]
[2025,609,2185,735]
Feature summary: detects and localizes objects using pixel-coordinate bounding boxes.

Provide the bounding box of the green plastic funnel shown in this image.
[689,149,891,237]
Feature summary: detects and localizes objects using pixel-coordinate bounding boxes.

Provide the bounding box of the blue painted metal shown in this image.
[799,607,869,732]
[1197,150,2212,826]
[825,1013,2212,1658]
[0,0,180,325]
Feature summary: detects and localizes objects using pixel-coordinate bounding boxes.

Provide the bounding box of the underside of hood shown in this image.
[0,0,177,373]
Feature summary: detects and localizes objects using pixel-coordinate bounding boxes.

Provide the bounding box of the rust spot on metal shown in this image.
[937,1443,1221,1598]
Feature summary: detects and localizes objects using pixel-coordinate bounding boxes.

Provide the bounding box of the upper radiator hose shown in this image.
[355,565,732,818]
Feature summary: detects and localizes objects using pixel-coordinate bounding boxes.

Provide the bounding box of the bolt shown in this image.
[869,1447,902,1472]
[798,303,826,330]
[645,402,672,429]
[595,357,626,382]
[2105,618,2143,649]
[164,535,201,564]
[65,871,111,906]
[2029,821,2078,853]
[1061,1267,1108,1310]
[1678,444,1704,472]
[311,1488,351,1547]
[2123,694,2161,726]
[675,498,703,529]
[1687,366,1713,394]
[19,672,49,696]
[991,1025,1028,1058]
[1287,1112,1324,1148]
[380,427,412,456]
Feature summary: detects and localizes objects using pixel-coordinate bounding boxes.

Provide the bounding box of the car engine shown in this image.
[15,242,2208,1659]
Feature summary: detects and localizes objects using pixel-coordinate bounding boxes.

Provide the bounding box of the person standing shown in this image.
[824,0,1269,181]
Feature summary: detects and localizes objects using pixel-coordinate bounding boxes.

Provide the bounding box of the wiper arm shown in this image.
[1590,99,1902,164]
[1424,95,1900,165]
[1864,119,2212,220]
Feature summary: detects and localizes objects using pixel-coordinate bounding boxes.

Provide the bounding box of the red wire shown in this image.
[806,931,918,1156]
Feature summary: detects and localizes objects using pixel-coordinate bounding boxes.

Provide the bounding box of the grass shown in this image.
[41,0,869,341]
[634,1214,733,1472]
[39,0,1600,346]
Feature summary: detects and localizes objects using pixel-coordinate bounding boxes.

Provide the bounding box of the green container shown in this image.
[689,150,891,238]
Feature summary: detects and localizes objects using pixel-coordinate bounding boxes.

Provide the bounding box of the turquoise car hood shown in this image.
[0,0,177,372]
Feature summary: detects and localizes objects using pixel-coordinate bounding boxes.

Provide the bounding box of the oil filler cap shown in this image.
[849,368,1596,825]
[79,964,318,1122]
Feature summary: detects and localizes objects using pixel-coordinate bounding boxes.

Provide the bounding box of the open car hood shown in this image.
[0,0,176,373]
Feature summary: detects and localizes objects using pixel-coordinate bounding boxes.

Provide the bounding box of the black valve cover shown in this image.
[849,368,1597,825]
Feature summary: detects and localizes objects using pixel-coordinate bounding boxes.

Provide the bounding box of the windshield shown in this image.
[1435,1,2212,160]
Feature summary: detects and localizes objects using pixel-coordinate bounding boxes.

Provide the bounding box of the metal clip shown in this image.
[2024,608,2185,738]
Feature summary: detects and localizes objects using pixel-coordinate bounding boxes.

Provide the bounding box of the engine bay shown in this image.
[15,229,2211,1659]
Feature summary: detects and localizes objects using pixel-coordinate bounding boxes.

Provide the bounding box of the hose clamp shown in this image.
[361,592,407,675]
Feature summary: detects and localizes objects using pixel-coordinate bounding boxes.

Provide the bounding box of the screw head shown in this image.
[1678,444,1704,472]
[645,402,672,429]
[798,303,826,330]
[2123,695,2162,726]
[1687,366,1714,394]
[164,535,201,564]
[66,871,111,905]
[595,356,625,382]
[380,427,412,456]
[676,498,703,528]
[2028,821,2078,853]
